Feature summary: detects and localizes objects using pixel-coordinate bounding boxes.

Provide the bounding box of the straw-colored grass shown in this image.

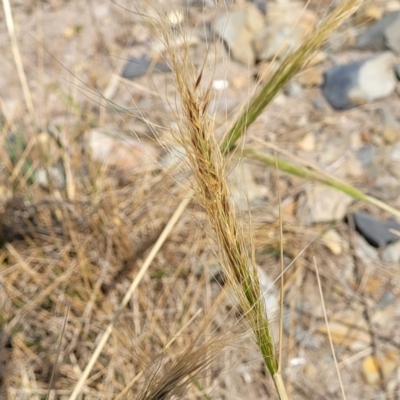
[3,0,400,399]
[161,14,283,392]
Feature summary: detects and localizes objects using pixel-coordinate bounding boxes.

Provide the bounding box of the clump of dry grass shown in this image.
[0,171,216,399]
[6,0,400,399]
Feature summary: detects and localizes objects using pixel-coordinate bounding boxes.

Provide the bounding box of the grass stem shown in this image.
[273,372,289,400]
[243,148,400,219]
[2,0,35,119]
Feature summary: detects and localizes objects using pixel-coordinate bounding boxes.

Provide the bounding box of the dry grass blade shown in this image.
[46,303,70,400]
[2,0,35,119]
[160,15,287,399]
[314,257,347,400]
[275,154,285,373]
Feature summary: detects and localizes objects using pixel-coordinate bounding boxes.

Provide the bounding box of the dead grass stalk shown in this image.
[161,14,287,398]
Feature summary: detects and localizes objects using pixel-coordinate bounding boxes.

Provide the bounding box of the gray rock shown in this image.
[354,235,379,264]
[294,326,321,349]
[395,63,400,80]
[380,106,399,144]
[351,211,400,248]
[377,291,396,308]
[321,52,396,110]
[312,97,325,110]
[382,241,400,263]
[36,165,65,188]
[355,11,400,53]
[251,0,267,15]
[213,5,264,65]
[375,175,400,201]
[284,81,302,97]
[121,56,171,79]
[296,184,353,225]
[356,145,376,167]
[252,3,316,61]
[390,141,400,161]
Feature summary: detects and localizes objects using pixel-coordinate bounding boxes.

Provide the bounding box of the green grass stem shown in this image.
[243,148,400,219]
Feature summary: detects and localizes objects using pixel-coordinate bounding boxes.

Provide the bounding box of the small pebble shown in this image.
[297,132,315,152]
[312,98,324,110]
[322,52,396,110]
[297,67,324,87]
[354,235,379,263]
[375,175,400,200]
[212,79,229,90]
[303,363,318,378]
[290,357,306,367]
[356,145,376,167]
[253,3,316,61]
[351,211,400,248]
[321,229,344,255]
[355,11,400,53]
[284,81,302,97]
[377,291,396,308]
[213,4,264,65]
[297,185,352,225]
[230,75,248,89]
[36,166,65,188]
[381,240,400,263]
[251,0,267,15]
[390,141,400,161]
[380,106,399,144]
[361,355,381,385]
[355,3,383,25]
